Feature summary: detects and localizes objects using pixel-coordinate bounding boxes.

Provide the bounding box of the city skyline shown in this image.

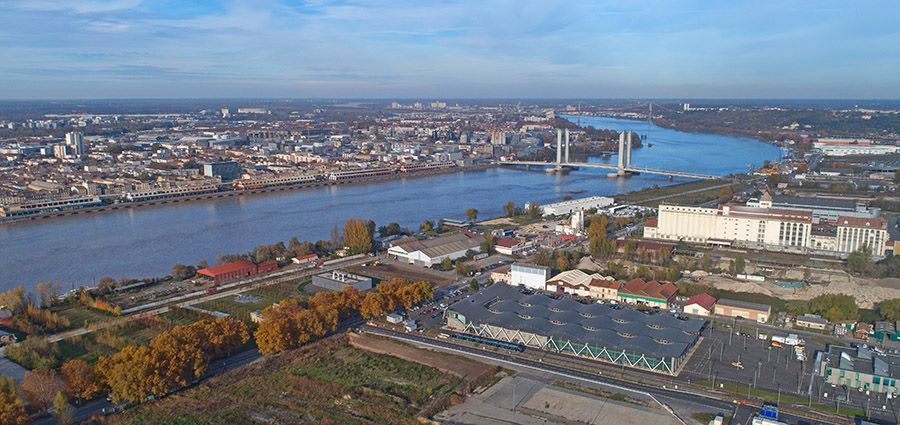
[2,0,899,100]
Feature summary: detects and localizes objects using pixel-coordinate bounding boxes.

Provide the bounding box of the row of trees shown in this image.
[255,279,433,354]
[95,318,249,403]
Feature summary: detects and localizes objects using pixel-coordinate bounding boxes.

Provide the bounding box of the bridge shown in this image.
[501,160,718,180]
[501,128,718,180]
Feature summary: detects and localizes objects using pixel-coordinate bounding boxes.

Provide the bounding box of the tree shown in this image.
[441,256,453,271]
[344,218,373,255]
[456,260,472,277]
[22,368,62,412]
[379,222,402,236]
[171,263,197,281]
[733,255,746,274]
[718,186,734,203]
[847,247,873,275]
[480,232,494,255]
[465,208,478,222]
[809,294,859,322]
[879,299,900,321]
[894,169,900,184]
[420,220,434,232]
[54,391,72,425]
[359,292,388,319]
[61,359,100,401]
[0,375,28,425]
[503,201,517,218]
[469,279,480,292]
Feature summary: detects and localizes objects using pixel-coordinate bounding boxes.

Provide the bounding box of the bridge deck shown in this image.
[501,161,718,180]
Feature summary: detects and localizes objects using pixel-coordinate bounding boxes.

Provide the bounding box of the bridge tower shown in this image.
[617,132,626,176]
[556,129,562,165]
[625,131,632,168]
[564,129,570,163]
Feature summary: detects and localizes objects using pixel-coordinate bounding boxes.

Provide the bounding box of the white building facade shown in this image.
[509,263,550,290]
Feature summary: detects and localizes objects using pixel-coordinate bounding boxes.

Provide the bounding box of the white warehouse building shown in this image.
[509,263,550,290]
[539,196,614,216]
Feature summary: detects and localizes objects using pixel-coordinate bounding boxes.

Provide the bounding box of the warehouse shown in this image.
[539,196,614,216]
[818,346,900,395]
[445,284,705,375]
[714,298,771,323]
[387,232,482,266]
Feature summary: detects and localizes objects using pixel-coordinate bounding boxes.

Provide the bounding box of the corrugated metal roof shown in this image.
[450,284,704,359]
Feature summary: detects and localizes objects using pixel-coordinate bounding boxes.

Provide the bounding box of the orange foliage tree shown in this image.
[61,359,101,401]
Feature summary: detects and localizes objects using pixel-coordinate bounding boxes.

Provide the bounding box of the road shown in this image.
[359,324,839,425]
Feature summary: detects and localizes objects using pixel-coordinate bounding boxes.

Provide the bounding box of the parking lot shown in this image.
[682,322,900,423]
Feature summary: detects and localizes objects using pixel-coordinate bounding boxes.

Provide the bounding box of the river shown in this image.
[0,116,781,291]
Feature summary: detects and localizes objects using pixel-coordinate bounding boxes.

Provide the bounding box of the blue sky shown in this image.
[1,0,898,99]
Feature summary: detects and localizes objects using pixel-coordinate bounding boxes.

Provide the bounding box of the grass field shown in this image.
[111,334,464,425]
[194,279,309,321]
[53,315,184,364]
[55,305,114,329]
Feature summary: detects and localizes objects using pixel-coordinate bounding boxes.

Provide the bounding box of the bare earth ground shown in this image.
[349,332,493,381]
[696,273,900,308]
[437,375,680,425]
[348,259,456,286]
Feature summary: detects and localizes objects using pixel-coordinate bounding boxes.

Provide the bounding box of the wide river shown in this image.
[0,116,781,291]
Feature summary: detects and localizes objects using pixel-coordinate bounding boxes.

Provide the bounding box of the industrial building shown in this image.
[714,298,771,323]
[387,232,481,267]
[683,293,716,317]
[617,279,678,309]
[817,345,900,395]
[445,284,706,375]
[644,195,889,257]
[545,269,618,301]
[311,270,373,291]
[747,192,879,223]
[539,196,615,216]
[509,263,550,290]
[197,260,278,284]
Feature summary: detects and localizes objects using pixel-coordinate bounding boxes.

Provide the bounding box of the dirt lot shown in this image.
[695,273,900,308]
[348,259,456,287]
[349,332,494,381]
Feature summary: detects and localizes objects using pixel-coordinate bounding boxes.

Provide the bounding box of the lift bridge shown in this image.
[501,129,718,180]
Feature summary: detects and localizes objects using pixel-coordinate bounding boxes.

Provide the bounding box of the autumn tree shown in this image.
[54,391,72,425]
[465,208,478,221]
[344,218,373,255]
[718,186,734,203]
[359,292,388,319]
[171,263,197,280]
[95,345,155,404]
[61,359,100,401]
[254,300,302,354]
[22,368,63,412]
[420,220,434,232]
[441,256,452,271]
[0,375,28,425]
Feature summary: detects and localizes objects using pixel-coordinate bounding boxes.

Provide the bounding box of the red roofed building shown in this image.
[683,293,717,316]
[493,237,530,256]
[292,253,319,265]
[617,278,678,309]
[197,260,259,284]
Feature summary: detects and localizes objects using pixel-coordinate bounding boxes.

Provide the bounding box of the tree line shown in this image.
[255,278,433,354]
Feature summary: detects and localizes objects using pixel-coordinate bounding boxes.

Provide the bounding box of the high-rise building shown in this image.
[202,161,242,181]
[53,144,69,159]
[65,131,85,156]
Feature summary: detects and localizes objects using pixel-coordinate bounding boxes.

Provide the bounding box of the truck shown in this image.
[785,334,802,346]
[771,335,786,345]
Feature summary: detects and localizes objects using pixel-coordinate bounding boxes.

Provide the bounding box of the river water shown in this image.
[0,116,781,291]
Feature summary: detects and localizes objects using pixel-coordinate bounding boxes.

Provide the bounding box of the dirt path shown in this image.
[349,332,493,381]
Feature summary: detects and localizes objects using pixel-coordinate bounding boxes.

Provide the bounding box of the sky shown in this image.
[1,0,899,99]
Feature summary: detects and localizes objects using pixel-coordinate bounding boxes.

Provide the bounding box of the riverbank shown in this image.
[0,163,496,226]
